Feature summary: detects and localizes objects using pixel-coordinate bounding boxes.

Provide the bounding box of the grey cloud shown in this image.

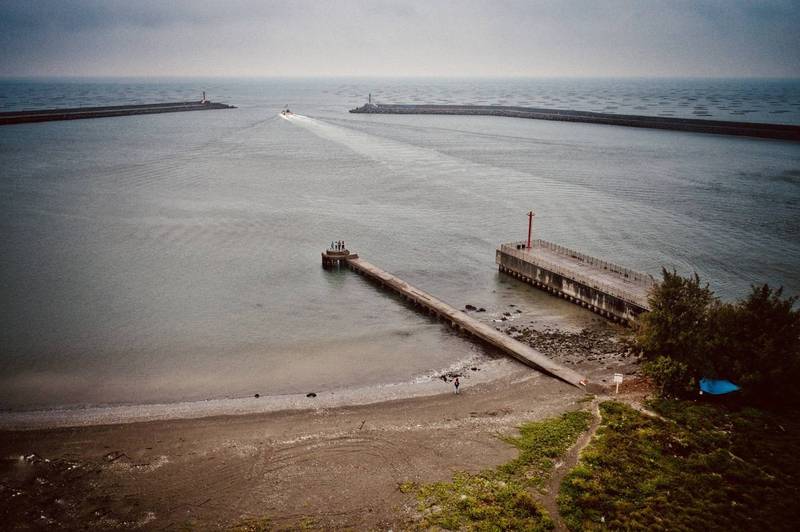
[0,0,798,77]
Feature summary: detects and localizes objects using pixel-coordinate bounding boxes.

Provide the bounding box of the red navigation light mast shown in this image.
[527,210,535,249]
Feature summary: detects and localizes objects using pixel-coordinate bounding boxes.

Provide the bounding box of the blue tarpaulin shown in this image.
[699,378,741,395]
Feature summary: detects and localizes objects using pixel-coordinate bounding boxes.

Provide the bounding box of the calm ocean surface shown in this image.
[1,78,799,413]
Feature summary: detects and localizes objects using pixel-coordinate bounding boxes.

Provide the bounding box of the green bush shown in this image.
[709,285,800,406]
[641,355,692,397]
[636,269,800,407]
[636,269,716,377]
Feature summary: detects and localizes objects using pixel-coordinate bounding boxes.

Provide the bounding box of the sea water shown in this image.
[1,78,799,414]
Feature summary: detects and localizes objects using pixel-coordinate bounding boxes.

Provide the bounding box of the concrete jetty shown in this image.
[322,248,588,389]
[321,248,358,269]
[496,240,655,324]
[349,103,800,141]
[0,99,236,126]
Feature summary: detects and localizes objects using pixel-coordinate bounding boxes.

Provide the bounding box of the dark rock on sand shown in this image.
[465,304,477,311]
[498,323,638,378]
[307,392,317,398]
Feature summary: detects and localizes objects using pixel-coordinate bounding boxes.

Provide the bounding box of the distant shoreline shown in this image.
[0,100,236,125]
[349,103,800,141]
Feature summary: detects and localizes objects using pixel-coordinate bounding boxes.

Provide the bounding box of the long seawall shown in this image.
[0,101,236,126]
[350,103,800,141]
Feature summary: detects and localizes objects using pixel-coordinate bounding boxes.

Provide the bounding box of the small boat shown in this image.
[280,106,292,117]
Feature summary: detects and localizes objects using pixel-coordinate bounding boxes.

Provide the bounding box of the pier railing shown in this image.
[532,240,655,287]
[499,242,654,308]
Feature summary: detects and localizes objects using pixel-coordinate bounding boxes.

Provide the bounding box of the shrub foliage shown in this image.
[635,269,800,407]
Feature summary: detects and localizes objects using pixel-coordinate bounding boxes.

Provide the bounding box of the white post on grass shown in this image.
[613,373,624,394]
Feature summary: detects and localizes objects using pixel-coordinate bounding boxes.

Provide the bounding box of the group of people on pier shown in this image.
[330,240,347,252]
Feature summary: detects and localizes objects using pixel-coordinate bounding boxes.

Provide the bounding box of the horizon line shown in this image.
[2,74,800,82]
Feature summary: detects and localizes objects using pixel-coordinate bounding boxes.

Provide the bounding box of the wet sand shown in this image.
[0,367,592,530]
[0,315,640,529]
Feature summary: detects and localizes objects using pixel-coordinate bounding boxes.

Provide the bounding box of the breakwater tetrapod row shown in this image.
[0,95,235,126]
[349,103,800,141]
[322,247,589,389]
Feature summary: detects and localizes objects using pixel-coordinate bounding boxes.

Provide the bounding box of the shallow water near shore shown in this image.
[1,78,799,419]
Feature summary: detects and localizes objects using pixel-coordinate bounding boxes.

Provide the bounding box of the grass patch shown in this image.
[559,400,800,531]
[399,480,420,494]
[229,516,272,531]
[413,410,592,530]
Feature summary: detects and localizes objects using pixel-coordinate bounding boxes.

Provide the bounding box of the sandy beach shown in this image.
[0,322,639,529]
[0,369,579,529]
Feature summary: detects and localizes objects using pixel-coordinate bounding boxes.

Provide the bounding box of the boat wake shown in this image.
[279,112,309,121]
[277,111,755,284]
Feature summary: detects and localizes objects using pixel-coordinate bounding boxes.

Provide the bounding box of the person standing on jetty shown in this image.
[454,377,460,394]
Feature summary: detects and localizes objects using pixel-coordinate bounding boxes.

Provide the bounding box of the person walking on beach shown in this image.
[454,377,460,394]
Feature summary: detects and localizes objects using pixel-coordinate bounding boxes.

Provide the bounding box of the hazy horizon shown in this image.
[3,75,800,81]
[1,0,798,79]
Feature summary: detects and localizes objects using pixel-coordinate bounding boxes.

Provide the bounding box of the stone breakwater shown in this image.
[350,103,800,141]
[505,324,641,386]
[0,101,236,125]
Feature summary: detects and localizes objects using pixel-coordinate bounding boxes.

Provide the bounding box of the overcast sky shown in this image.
[1,0,798,78]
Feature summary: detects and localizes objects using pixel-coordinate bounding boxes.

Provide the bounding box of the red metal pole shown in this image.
[527,211,534,249]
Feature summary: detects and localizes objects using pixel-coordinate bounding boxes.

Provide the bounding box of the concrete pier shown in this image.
[496,240,655,325]
[349,103,800,142]
[321,249,588,388]
[0,100,236,126]
[321,248,358,269]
